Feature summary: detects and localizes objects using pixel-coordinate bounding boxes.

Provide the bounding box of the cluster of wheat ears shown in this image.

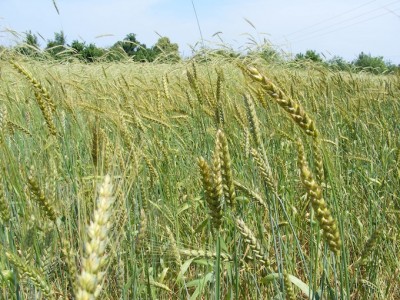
[0,54,399,299]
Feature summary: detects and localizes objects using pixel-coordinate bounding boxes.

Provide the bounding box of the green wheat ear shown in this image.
[216,130,236,209]
[242,65,318,138]
[297,140,341,255]
[27,166,58,222]
[198,156,223,231]
[6,251,52,297]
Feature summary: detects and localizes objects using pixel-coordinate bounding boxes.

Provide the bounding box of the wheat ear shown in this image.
[243,66,318,138]
[216,130,236,208]
[235,217,270,267]
[359,228,381,266]
[11,62,57,136]
[312,137,325,185]
[6,251,52,298]
[178,248,232,262]
[297,141,341,254]
[283,270,296,300]
[187,70,202,104]
[10,61,56,113]
[215,71,225,128]
[198,157,222,230]
[0,181,10,222]
[27,166,58,222]
[250,148,277,194]
[165,225,182,267]
[76,175,115,300]
[136,208,148,251]
[243,94,263,148]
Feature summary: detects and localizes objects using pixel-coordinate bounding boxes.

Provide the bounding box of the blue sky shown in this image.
[0,0,399,63]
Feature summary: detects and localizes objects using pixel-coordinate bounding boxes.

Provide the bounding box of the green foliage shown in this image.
[295,50,323,63]
[112,33,157,62]
[152,37,180,62]
[327,56,352,71]
[71,40,105,62]
[248,43,283,63]
[70,40,85,54]
[259,47,281,62]
[25,31,40,48]
[46,31,67,58]
[116,33,141,57]
[15,31,41,57]
[5,29,399,71]
[353,52,390,74]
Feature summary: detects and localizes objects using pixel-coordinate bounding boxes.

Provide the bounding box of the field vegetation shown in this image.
[0,50,399,299]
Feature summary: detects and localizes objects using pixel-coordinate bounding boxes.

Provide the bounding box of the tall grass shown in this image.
[0,53,399,299]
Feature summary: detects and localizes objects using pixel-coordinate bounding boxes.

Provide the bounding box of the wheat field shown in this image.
[0,54,399,299]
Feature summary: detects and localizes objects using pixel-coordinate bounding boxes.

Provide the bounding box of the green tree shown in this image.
[17,31,41,56]
[112,33,156,62]
[71,40,85,54]
[46,31,67,57]
[70,40,104,62]
[25,31,40,48]
[353,52,388,74]
[295,50,323,63]
[82,43,105,62]
[153,37,180,62]
[328,56,352,71]
[245,43,283,63]
[119,33,140,56]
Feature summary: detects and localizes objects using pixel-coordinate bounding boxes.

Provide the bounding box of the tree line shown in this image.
[3,30,399,74]
[14,31,180,63]
[293,49,398,75]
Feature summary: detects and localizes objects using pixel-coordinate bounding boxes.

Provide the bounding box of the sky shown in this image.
[0,0,399,63]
